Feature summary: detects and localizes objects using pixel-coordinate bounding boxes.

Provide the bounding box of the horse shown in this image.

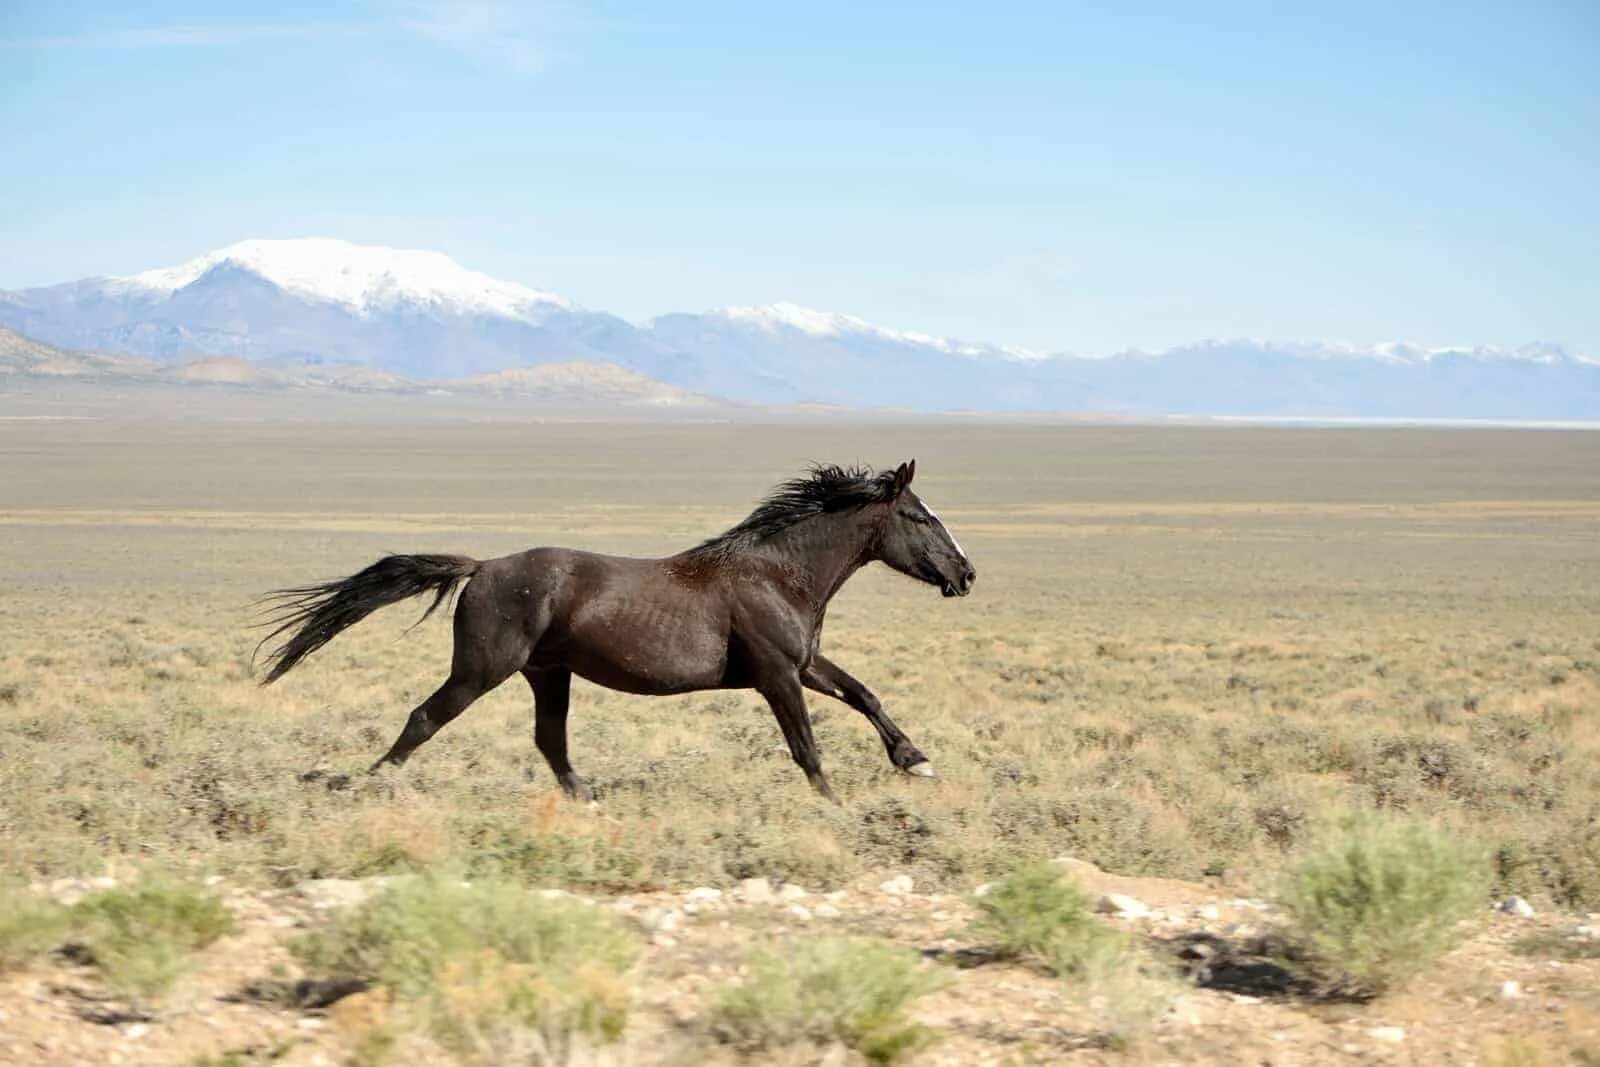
[256,460,975,802]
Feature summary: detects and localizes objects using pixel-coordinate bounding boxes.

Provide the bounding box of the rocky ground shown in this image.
[3,858,1598,1066]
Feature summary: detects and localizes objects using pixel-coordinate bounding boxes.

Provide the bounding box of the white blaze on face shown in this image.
[920,501,968,564]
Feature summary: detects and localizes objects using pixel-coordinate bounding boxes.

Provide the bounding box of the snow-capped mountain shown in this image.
[2,238,1595,418]
[115,237,573,319]
[0,238,682,380]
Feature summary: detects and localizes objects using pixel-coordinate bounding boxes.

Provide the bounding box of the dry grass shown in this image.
[1,419,1597,918]
[292,874,637,1064]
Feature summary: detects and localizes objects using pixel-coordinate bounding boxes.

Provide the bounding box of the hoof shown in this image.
[903,761,937,778]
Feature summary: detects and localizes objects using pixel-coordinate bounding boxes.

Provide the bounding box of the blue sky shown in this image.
[2,1,1596,355]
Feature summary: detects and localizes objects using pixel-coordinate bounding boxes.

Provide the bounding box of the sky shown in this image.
[1,1,1596,356]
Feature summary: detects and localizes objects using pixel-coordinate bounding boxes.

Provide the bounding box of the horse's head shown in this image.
[874,460,976,597]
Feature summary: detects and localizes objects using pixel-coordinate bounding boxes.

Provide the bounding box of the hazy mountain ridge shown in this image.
[0,326,715,408]
[2,239,1595,417]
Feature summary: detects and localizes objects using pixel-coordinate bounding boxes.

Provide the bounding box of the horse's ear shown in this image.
[891,459,916,497]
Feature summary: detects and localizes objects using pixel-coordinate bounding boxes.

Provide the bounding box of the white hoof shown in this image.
[904,761,937,778]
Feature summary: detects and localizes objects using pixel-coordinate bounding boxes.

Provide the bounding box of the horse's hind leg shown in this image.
[523,667,593,803]
[371,581,526,770]
[371,674,493,770]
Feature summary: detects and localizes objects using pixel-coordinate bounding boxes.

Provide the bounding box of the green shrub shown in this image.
[292,875,637,1063]
[0,881,72,972]
[1276,814,1488,995]
[73,875,234,1000]
[971,862,1123,976]
[971,863,1180,1045]
[707,937,944,1064]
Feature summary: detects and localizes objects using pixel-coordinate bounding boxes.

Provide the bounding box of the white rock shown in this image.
[1193,905,1221,921]
[786,904,813,921]
[814,903,841,919]
[973,882,993,898]
[297,879,371,911]
[123,1023,149,1039]
[1497,896,1536,918]
[204,875,225,887]
[1499,980,1522,1000]
[655,909,683,933]
[738,878,774,904]
[1095,892,1151,919]
[1570,925,1599,941]
[686,886,723,902]
[824,890,849,903]
[879,874,914,897]
[1368,1027,1406,1044]
[777,883,808,902]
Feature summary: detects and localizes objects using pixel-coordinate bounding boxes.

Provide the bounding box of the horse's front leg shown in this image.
[803,654,934,778]
[757,668,839,803]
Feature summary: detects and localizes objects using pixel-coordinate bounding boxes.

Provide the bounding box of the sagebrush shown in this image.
[1276,813,1489,995]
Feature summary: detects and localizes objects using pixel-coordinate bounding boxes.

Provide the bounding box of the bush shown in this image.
[292,875,637,1064]
[971,863,1179,1046]
[0,881,72,972]
[1276,814,1488,995]
[971,862,1123,976]
[707,937,944,1064]
[73,875,234,1000]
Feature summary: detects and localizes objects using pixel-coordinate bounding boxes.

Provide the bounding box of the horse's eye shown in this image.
[900,510,930,525]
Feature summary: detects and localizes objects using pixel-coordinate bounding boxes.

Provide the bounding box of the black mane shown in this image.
[684,464,899,562]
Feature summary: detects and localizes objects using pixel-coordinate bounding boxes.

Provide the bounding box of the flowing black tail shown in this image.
[255,554,480,685]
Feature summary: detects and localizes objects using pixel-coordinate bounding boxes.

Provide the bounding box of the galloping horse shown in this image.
[257,461,975,801]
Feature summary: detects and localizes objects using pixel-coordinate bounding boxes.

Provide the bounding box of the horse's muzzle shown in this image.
[942,567,976,598]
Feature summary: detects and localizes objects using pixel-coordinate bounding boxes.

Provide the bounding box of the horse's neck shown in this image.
[765,510,876,610]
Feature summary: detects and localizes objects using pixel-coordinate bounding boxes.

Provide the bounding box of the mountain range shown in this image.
[0,325,712,408]
[2,237,1595,418]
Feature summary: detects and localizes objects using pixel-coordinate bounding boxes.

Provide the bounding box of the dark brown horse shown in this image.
[257,461,974,801]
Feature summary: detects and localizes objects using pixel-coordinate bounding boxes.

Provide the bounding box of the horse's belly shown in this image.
[566,644,726,695]
[559,598,729,695]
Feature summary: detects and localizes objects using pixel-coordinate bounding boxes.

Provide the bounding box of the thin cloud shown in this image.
[2,5,571,77]
[394,0,563,77]
[0,23,369,50]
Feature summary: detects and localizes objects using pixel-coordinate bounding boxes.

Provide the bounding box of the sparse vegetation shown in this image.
[292,874,637,1063]
[1276,813,1488,995]
[71,874,234,1000]
[707,937,944,1064]
[0,881,71,972]
[971,862,1182,1045]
